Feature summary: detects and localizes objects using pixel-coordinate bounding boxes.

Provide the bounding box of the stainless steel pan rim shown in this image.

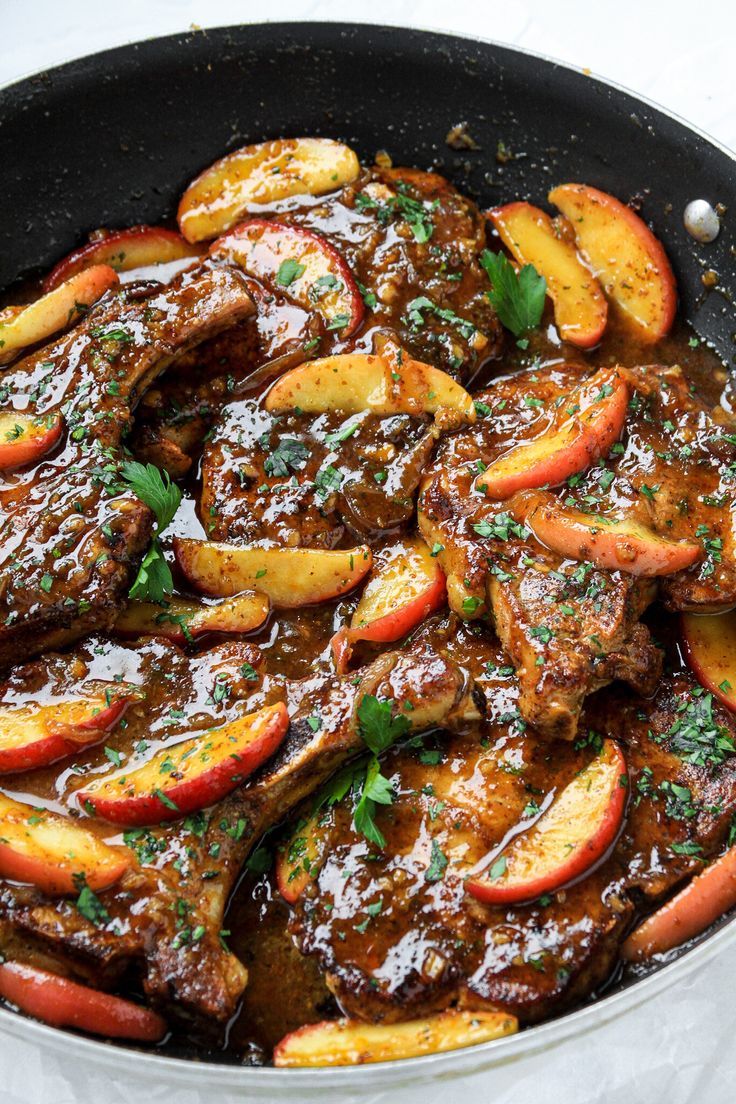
[0,19,734,1086]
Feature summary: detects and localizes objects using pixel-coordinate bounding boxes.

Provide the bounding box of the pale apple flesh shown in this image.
[0,962,167,1041]
[273,1009,518,1067]
[210,218,363,336]
[173,538,373,607]
[487,201,608,347]
[0,794,132,895]
[681,609,736,711]
[0,693,136,774]
[524,492,702,577]
[0,412,63,472]
[79,702,289,826]
[178,137,360,243]
[43,226,201,291]
[548,183,677,342]
[623,845,736,961]
[114,592,270,644]
[264,352,476,422]
[331,537,447,672]
[0,265,119,365]
[466,739,627,904]
[477,366,629,500]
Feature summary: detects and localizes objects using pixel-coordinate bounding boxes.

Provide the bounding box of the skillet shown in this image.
[0,20,735,1092]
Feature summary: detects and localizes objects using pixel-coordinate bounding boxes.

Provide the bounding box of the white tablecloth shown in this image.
[1,2,734,1102]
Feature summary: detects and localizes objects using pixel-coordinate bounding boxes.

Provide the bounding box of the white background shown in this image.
[0,2,735,1102]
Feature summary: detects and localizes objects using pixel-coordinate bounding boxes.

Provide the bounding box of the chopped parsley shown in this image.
[276,258,306,287]
[425,838,448,883]
[263,436,309,478]
[656,692,735,768]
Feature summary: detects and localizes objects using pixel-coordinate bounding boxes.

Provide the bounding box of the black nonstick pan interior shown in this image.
[1,22,733,367]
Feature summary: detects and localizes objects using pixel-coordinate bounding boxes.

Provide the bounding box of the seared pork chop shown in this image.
[201,401,436,546]
[0,630,476,1023]
[564,363,736,611]
[0,262,255,666]
[288,621,736,1025]
[418,363,662,738]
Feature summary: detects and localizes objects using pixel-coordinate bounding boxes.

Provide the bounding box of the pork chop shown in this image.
[288,621,736,1024]
[0,629,477,1024]
[0,262,255,666]
[418,363,662,738]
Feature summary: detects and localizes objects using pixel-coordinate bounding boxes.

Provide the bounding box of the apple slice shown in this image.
[681,610,736,711]
[0,962,166,1041]
[211,219,363,336]
[548,184,677,342]
[43,226,201,292]
[174,539,372,607]
[0,412,63,472]
[331,537,446,672]
[525,493,702,577]
[487,202,608,347]
[178,137,360,243]
[273,1009,518,1067]
[478,367,628,500]
[79,702,288,826]
[276,813,329,904]
[114,592,270,644]
[0,265,119,365]
[264,353,475,421]
[622,846,736,961]
[466,739,627,905]
[0,794,132,895]
[0,692,136,774]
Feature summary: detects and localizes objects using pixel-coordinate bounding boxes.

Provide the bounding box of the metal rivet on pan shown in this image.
[683,199,721,243]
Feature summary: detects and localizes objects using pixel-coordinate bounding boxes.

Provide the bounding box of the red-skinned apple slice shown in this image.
[466,739,627,905]
[43,226,201,292]
[0,692,137,774]
[681,610,736,711]
[524,493,702,577]
[331,537,447,672]
[622,845,736,961]
[548,184,677,342]
[264,353,475,421]
[0,962,166,1041]
[273,1009,518,1067]
[211,219,363,336]
[477,367,628,500]
[487,202,608,347]
[0,794,132,895]
[174,539,372,607]
[0,412,63,472]
[276,813,329,904]
[0,265,119,365]
[79,702,288,826]
[178,137,360,243]
[114,592,270,644]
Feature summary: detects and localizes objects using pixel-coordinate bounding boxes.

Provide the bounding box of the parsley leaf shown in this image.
[480,249,546,336]
[349,696,411,848]
[119,461,182,602]
[119,461,181,530]
[74,874,111,927]
[353,757,395,849]
[425,838,448,882]
[357,694,410,756]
